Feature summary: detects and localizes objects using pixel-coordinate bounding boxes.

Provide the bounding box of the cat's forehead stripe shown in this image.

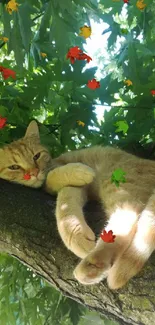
[6,142,33,163]
[18,142,34,156]
[14,148,31,162]
[15,144,28,158]
[7,146,19,163]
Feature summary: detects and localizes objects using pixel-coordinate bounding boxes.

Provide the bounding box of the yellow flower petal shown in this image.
[40,52,47,58]
[136,0,146,10]
[6,0,19,14]
[79,25,92,39]
[0,37,9,42]
[77,120,85,127]
[124,79,133,86]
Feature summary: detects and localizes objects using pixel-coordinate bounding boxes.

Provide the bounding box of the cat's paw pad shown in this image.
[71,163,95,186]
[73,254,110,285]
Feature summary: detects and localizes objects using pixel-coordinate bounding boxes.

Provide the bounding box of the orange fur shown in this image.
[1,121,155,289]
[0,121,51,188]
[50,133,155,289]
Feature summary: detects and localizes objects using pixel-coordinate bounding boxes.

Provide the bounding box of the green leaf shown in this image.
[111,168,126,187]
[69,299,85,325]
[8,15,24,69]
[50,14,75,58]
[128,42,139,83]
[1,4,11,40]
[37,1,53,40]
[18,2,34,52]
[108,22,120,49]
[115,120,129,135]
[0,105,8,116]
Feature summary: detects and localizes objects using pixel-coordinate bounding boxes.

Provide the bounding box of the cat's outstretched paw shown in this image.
[70,225,96,258]
[70,163,95,186]
[73,252,110,284]
[58,218,96,258]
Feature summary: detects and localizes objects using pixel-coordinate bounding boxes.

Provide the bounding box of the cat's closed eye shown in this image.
[33,152,41,161]
[8,165,20,170]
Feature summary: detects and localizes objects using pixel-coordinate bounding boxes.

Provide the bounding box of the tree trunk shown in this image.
[0,179,155,325]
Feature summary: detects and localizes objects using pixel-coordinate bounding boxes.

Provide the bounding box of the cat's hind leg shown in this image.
[74,200,140,285]
[56,186,96,258]
[107,191,155,290]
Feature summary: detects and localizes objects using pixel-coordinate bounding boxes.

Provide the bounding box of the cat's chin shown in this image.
[23,174,45,188]
[31,181,44,188]
[0,177,44,189]
[22,179,44,188]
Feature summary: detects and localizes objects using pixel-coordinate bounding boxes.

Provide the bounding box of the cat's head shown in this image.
[0,121,51,188]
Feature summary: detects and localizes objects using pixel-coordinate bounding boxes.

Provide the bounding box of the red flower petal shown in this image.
[151,90,155,95]
[78,53,92,63]
[66,47,92,64]
[100,230,116,243]
[23,173,31,180]
[68,46,83,58]
[87,78,100,90]
[70,57,75,64]
[66,46,83,63]
[0,116,7,129]
[0,66,16,80]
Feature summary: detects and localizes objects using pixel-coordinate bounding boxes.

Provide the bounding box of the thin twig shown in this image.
[32,12,44,22]
[0,42,5,49]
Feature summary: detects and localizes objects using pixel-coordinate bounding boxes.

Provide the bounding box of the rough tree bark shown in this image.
[0,179,155,325]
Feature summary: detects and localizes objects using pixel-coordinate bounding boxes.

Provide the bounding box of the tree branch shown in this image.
[0,179,155,325]
[0,41,5,49]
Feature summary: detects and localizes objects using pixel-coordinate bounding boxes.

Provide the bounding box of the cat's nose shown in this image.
[29,168,39,177]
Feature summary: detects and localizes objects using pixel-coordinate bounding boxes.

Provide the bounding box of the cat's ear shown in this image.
[24,121,40,139]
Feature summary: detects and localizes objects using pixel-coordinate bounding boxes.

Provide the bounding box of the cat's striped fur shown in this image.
[1,121,155,290]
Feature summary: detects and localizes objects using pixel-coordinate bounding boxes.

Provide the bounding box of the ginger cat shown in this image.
[1,121,155,290]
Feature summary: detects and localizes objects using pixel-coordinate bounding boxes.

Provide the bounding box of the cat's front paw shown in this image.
[73,251,110,285]
[71,227,96,258]
[70,163,95,186]
[58,218,96,258]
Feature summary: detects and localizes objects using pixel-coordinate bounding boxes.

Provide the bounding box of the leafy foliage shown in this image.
[0,254,118,325]
[0,0,154,323]
[0,0,154,155]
